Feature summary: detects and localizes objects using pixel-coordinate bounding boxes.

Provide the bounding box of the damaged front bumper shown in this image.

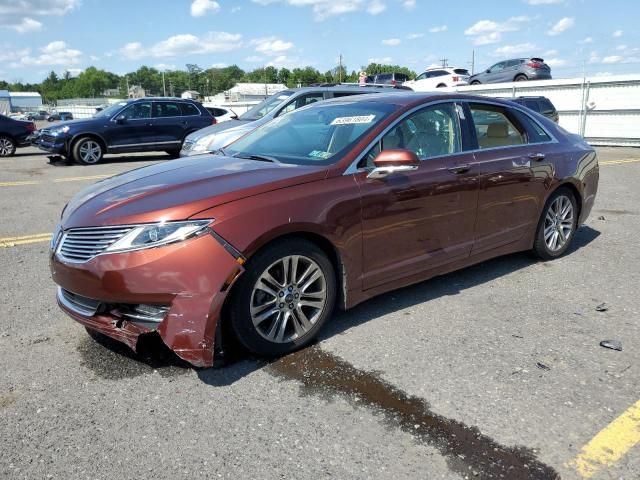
[51,231,244,367]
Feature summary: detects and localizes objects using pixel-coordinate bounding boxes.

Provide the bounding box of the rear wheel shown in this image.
[73,137,104,165]
[470,80,481,85]
[0,136,16,157]
[532,188,578,260]
[515,74,528,82]
[436,83,446,88]
[228,239,336,356]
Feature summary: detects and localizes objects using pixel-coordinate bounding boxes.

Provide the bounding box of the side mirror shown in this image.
[367,149,420,179]
[115,114,127,124]
[486,69,490,73]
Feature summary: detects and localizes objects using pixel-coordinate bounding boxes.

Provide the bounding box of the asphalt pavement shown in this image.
[0,146,638,479]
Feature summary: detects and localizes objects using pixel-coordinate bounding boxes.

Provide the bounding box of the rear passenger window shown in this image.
[180,103,200,116]
[469,104,525,149]
[512,110,552,143]
[539,99,555,115]
[154,102,181,117]
[524,100,540,112]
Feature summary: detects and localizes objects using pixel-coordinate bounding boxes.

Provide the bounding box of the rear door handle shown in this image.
[448,164,470,174]
[528,152,545,161]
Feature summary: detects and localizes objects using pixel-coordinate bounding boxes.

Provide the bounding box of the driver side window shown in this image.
[120,102,151,120]
[360,103,462,168]
[279,93,325,115]
[489,62,505,73]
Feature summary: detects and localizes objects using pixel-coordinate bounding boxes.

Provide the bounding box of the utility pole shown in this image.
[125,76,129,97]
[162,71,166,97]
[440,58,448,68]
[339,54,343,83]
[470,50,475,75]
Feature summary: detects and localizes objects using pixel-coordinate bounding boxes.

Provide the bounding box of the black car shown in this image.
[47,112,74,122]
[0,114,36,157]
[366,72,410,86]
[499,96,559,123]
[37,98,215,164]
[27,110,50,121]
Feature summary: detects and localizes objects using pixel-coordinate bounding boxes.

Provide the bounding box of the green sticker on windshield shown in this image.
[308,150,331,159]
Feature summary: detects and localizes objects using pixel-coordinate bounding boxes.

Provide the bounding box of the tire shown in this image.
[228,239,337,356]
[72,137,104,165]
[0,136,16,157]
[532,187,578,260]
[515,74,528,82]
[470,80,481,85]
[436,83,446,88]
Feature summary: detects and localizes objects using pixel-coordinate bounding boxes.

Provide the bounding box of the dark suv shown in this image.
[0,114,36,157]
[499,96,559,123]
[366,72,410,86]
[37,98,214,164]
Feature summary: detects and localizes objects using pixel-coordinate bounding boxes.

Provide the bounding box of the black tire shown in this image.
[0,135,16,157]
[228,238,337,356]
[436,83,446,88]
[470,80,481,85]
[532,187,578,260]
[515,74,528,82]
[165,149,180,158]
[72,137,104,165]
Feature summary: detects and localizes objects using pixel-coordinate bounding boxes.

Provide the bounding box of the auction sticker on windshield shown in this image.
[330,115,375,125]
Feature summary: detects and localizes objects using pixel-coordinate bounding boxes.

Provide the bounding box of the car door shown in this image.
[151,101,186,150]
[104,101,155,151]
[354,101,479,289]
[486,62,505,83]
[465,101,551,254]
[502,60,521,82]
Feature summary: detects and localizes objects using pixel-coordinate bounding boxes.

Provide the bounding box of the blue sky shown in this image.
[0,0,637,83]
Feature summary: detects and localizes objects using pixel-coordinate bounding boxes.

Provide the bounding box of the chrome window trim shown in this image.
[109,100,204,122]
[343,97,559,175]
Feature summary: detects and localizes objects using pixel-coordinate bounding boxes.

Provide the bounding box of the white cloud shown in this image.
[594,72,612,77]
[0,47,31,62]
[602,55,623,64]
[155,63,176,71]
[265,55,311,69]
[244,55,264,62]
[429,25,447,33]
[252,37,294,55]
[402,0,415,8]
[547,17,574,36]
[231,6,242,12]
[580,37,593,44]
[382,38,401,46]
[492,42,536,56]
[464,16,530,45]
[190,0,220,17]
[524,0,563,4]
[17,41,82,66]
[120,32,243,59]
[368,56,393,64]
[406,33,424,39]
[251,0,390,21]
[65,68,82,77]
[616,45,627,51]
[89,55,100,61]
[211,62,227,68]
[612,30,623,38]
[545,49,558,56]
[545,58,566,67]
[11,17,42,33]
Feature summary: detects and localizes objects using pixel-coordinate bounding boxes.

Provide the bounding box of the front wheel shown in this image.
[0,136,16,157]
[229,239,336,356]
[532,188,578,260]
[515,74,528,82]
[73,137,104,165]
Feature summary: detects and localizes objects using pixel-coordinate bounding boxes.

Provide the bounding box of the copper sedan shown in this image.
[50,93,599,367]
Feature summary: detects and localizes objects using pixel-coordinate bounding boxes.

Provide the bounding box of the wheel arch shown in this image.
[546,181,583,220]
[70,133,107,153]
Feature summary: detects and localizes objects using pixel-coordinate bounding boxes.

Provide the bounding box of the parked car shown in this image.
[403,67,470,91]
[181,85,387,157]
[0,114,36,157]
[47,112,74,122]
[499,96,559,123]
[469,58,551,84]
[204,106,238,123]
[37,98,214,164]
[50,92,599,366]
[26,110,50,121]
[366,72,410,86]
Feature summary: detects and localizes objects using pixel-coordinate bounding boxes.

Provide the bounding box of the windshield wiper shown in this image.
[212,148,227,156]
[233,153,280,163]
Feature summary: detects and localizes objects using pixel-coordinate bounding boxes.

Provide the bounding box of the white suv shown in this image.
[403,67,470,91]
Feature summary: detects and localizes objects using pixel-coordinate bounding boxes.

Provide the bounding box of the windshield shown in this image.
[226,100,396,166]
[93,102,129,118]
[240,91,294,121]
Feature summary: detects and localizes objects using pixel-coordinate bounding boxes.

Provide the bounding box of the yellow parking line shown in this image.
[0,180,40,187]
[600,158,640,166]
[570,399,640,478]
[0,233,51,248]
[0,174,111,188]
[53,174,111,183]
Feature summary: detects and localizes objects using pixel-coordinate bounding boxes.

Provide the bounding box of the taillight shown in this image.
[527,62,542,69]
[452,76,459,82]
[391,79,396,86]
[26,122,35,132]
[211,117,217,125]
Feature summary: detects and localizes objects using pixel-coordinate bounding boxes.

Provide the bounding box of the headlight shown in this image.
[50,126,70,136]
[105,220,212,253]
[191,135,215,153]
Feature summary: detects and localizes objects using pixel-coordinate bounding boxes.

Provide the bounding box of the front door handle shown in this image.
[448,164,470,174]
[528,152,545,161]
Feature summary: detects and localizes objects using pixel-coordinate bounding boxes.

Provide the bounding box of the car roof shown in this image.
[318,91,523,108]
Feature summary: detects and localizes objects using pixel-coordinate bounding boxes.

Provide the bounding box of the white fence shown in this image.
[444,74,640,147]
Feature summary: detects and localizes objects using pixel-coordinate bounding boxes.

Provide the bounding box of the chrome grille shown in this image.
[57,226,134,262]
[58,287,101,317]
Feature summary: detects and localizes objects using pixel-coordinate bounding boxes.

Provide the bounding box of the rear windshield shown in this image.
[539,99,555,114]
[453,69,470,75]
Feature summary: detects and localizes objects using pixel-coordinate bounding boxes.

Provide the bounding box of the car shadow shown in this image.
[78,226,600,385]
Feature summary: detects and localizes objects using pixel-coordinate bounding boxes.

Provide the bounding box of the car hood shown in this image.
[42,118,97,130]
[186,119,253,142]
[61,155,327,229]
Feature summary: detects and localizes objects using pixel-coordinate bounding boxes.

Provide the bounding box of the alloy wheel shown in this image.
[0,137,14,156]
[250,255,327,343]
[543,195,574,252]
[79,140,102,164]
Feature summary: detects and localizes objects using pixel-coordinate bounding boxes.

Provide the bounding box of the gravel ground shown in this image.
[0,146,638,479]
